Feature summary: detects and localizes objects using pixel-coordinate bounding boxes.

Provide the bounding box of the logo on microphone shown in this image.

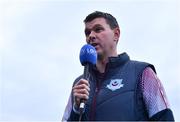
[79,44,97,66]
[107,79,124,91]
[80,48,96,55]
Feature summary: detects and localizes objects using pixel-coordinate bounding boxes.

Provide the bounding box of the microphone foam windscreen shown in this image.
[79,44,97,66]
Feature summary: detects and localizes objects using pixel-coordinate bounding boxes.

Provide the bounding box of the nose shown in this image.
[87,31,96,44]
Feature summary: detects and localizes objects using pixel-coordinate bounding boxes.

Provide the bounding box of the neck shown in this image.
[96,59,108,73]
[96,51,118,73]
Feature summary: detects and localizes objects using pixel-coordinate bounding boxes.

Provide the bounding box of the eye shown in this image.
[94,27,103,33]
[85,30,91,37]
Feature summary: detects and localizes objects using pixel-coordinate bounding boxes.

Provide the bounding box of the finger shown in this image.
[75,79,90,87]
[74,96,81,107]
[73,84,90,91]
[73,89,89,96]
[74,93,89,100]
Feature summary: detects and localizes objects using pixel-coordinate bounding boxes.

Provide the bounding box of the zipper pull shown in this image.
[95,87,98,93]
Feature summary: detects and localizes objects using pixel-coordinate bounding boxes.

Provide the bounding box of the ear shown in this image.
[113,27,120,43]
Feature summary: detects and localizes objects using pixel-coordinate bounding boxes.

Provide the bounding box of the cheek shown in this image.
[100,32,112,42]
[98,31,114,49]
[101,34,114,46]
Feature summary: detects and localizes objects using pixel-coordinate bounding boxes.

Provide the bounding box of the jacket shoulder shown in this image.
[128,60,156,74]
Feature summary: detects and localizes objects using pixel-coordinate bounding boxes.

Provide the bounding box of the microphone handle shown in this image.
[79,64,90,109]
[83,64,90,80]
[79,64,90,121]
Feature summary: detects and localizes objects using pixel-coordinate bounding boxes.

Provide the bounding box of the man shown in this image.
[62,11,174,121]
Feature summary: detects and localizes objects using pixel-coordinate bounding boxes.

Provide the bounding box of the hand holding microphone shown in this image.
[73,79,90,109]
[72,44,97,121]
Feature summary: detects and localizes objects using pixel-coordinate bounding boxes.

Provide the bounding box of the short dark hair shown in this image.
[84,11,119,29]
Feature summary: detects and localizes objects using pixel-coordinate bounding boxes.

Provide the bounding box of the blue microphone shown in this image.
[79,44,97,80]
[79,44,97,118]
[80,44,97,66]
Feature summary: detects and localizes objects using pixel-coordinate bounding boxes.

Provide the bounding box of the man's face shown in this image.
[84,18,119,59]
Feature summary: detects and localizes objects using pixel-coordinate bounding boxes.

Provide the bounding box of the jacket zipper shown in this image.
[90,83,100,120]
[89,64,109,120]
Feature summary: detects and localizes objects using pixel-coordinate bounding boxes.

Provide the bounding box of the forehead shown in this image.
[85,17,109,29]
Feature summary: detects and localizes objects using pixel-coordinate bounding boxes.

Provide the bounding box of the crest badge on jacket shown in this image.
[107,79,124,91]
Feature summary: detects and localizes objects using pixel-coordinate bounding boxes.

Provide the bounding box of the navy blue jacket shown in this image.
[67,53,174,121]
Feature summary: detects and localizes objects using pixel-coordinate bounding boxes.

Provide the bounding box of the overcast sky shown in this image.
[0,0,180,121]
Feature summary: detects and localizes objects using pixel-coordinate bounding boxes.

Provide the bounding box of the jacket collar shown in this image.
[108,52,130,68]
[91,52,130,72]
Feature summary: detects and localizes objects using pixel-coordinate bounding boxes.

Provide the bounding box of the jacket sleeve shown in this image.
[61,94,72,121]
[62,75,87,121]
[61,92,82,121]
[62,93,87,121]
[141,67,174,121]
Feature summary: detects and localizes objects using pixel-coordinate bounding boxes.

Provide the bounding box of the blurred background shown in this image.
[0,0,179,121]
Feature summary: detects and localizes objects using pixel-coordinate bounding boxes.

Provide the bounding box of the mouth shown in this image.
[91,43,99,49]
